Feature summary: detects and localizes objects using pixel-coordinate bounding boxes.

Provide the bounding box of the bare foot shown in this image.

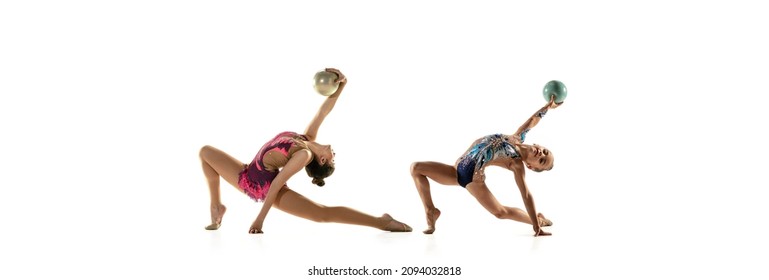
[538,213,552,227]
[423,208,441,234]
[381,213,412,232]
[205,204,227,230]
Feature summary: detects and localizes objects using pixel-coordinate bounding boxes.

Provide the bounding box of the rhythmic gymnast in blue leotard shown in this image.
[410,96,562,236]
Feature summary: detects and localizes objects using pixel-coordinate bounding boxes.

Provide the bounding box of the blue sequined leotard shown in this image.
[454,107,547,188]
[456,134,521,187]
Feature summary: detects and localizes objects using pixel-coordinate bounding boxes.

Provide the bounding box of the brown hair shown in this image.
[305,157,335,187]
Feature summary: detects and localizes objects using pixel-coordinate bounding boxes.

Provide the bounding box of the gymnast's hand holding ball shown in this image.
[543,80,566,108]
[313,68,347,97]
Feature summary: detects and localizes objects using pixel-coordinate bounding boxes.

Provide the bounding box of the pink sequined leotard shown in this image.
[238,131,309,202]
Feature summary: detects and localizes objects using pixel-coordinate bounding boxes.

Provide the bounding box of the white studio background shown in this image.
[2,1,768,279]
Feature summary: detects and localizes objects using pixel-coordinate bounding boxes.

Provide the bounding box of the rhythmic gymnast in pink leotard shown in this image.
[199,68,411,234]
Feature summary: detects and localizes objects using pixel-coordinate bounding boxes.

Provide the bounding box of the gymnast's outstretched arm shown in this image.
[304,68,347,141]
[512,96,561,142]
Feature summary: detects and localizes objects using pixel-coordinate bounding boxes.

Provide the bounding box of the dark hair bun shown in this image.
[312,177,325,187]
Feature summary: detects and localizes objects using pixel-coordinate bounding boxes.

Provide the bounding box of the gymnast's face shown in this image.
[524,144,554,172]
[316,144,336,166]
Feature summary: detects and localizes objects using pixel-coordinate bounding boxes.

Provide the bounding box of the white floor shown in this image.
[4,176,767,280]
